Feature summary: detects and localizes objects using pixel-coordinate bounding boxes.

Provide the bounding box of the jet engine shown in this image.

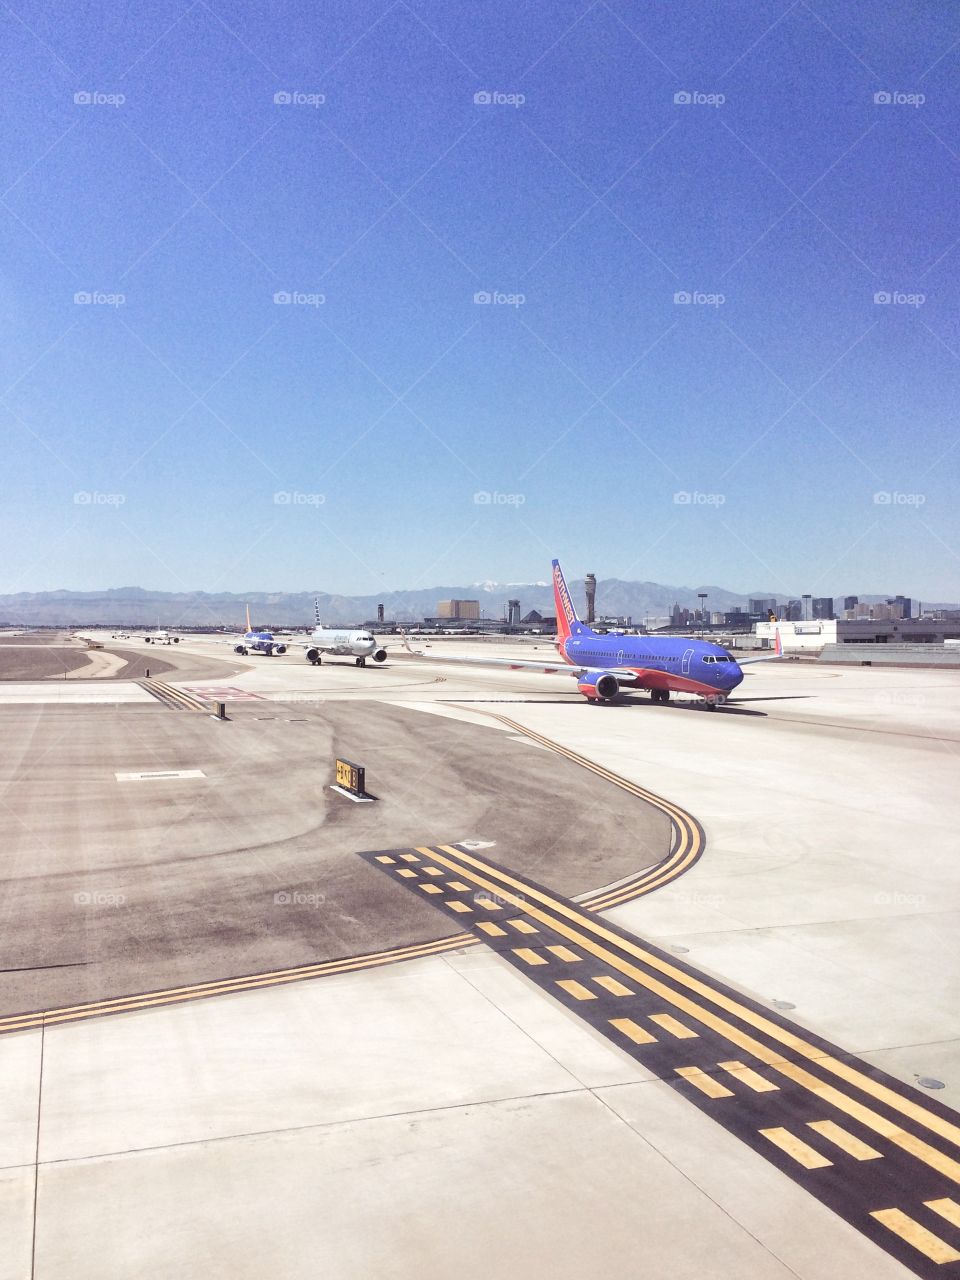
[577,671,619,703]
[274,644,287,654]
[372,648,387,663]
[306,648,320,664]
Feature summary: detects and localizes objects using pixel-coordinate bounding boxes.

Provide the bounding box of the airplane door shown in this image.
[682,648,694,675]
[616,649,624,666]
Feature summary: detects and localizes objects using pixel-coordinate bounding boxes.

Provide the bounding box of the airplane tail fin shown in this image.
[552,559,588,644]
[246,604,252,633]
[774,625,783,657]
[314,597,321,627]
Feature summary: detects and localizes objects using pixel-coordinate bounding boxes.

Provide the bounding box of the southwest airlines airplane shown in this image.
[403,560,781,708]
[229,606,288,657]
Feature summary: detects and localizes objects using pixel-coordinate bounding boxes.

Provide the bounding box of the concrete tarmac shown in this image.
[1,633,958,1278]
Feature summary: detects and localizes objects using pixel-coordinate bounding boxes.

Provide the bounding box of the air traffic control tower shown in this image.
[585,574,596,624]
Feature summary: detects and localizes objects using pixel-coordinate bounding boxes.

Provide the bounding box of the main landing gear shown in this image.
[651,689,670,704]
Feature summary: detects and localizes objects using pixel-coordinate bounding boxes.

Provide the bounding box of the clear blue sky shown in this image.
[2,1,958,600]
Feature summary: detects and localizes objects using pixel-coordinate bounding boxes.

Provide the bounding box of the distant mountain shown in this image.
[0,582,938,627]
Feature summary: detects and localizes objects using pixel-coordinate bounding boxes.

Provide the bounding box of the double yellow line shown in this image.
[0,935,465,1035]
[422,840,960,1184]
[140,679,212,713]
[489,713,704,910]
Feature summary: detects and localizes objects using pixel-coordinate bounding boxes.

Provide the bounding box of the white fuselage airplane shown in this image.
[302,600,387,667]
[143,629,179,645]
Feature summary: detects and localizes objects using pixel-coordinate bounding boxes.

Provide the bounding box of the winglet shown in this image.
[774,625,783,657]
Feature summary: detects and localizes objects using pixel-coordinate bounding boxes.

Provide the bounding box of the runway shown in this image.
[1,631,957,1278]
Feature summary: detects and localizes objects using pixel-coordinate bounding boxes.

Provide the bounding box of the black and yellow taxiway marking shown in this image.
[363,842,960,1280]
[138,678,212,713]
[0,723,699,1036]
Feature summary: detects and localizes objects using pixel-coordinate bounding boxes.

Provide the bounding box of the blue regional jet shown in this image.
[402,560,781,708]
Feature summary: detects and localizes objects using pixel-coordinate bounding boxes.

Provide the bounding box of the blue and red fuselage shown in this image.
[558,625,744,699]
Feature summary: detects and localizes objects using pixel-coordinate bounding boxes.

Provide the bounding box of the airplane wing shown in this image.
[398,634,645,684]
[737,627,784,665]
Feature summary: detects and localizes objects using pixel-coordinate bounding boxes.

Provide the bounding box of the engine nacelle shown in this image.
[275,644,286,654]
[234,644,247,655]
[306,648,320,664]
[372,648,387,663]
[577,671,620,703]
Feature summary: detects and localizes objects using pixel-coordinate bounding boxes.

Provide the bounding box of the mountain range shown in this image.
[0,582,932,627]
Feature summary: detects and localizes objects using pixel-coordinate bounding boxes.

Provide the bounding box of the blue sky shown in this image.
[2,0,958,600]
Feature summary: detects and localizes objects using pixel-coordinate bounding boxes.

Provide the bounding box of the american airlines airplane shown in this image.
[302,599,387,668]
[401,560,782,708]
